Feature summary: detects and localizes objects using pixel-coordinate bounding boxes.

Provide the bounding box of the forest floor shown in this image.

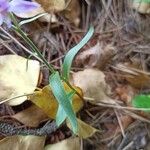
[1,0,150,150]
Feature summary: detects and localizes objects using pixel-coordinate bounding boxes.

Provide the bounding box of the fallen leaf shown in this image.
[116,85,136,104]
[0,55,40,106]
[63,0,81,26]
[38,13,58,23]
[75,43,116,69]
[72,68,113,104]
[29,83,83,119]
[34,0,80,26]
[12,105,48,127]
[103,115,133,139]
[35,0,66,12]
[0,135,46,150]
[132,0,150,14]
[67,119,99,139]
[45,137,80,150]
[115,64,150,88]
[126,73,150,88]
[75,43,101,68]
[16,6,45,18]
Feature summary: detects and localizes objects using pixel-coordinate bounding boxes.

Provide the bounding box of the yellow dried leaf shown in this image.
[29,83,83,119]
[67,119,99,139]
[0,55,40,106]
[0,135,46,150]
[12,105,48,127]
[45,137,80,150]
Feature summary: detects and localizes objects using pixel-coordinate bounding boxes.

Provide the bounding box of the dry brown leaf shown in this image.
[72,68,113,104]
[34,0,80,26]
[0,55,40,106]
[126,73,150,88]
[67,119,99,139]
[115,85,136,104]
[116,64,150,88]
[0,135,46,150]
[63,0,81,26]
[35,0,65,12]
[103,115,133,139]
[45,137,80,150]
[75,43,101,68]
[29,83,83,119]
[12,105,48,127]
[132,1,150,14]
[75,43,115,69]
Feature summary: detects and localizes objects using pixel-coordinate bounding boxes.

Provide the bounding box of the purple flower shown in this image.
[0,0,40,27]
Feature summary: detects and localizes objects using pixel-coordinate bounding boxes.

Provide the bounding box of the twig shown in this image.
[114,109,125,137]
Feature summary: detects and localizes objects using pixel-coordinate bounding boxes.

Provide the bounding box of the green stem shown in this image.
[10,13,83,100]
[10,13,55,73]
[61,77,84,100]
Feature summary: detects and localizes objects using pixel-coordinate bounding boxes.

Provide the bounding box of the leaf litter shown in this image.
[1,0,150,149]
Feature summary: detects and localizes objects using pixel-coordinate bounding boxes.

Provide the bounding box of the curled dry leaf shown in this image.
[29,83,83,119]
[35,0,65,12]
[75,43,116,69]
[116,85,136,104]
[45,137,80,150]
[72,68,113,104]
[0,135,46,150]
[132,1,150,14]
[34,0,80,26]
[116,64,150,88]
[75,43,101,68]
[103,115,133,139]
[0,55,40,106]
[12,105,48,127]
[67,119,99,139]
[62,0,81,26]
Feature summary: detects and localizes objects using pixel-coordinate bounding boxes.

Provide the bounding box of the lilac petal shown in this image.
[9,0,40,15]
[0,0,9,12]
[4,16,12,28]
[0,14,4,25]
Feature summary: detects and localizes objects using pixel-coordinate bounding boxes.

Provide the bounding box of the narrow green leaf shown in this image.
[132,94,150,112]
[49,72,78,133]
[19,13,47,26]
[62,26,94,80]
[56,91,75,126]
[56,105,66,126]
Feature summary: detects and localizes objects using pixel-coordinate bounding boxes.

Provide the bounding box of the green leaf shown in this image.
[133,0,150,3]
[56,91,75,126]
[132,94,150,112]
[49,72,78,133]
[19,13,47,26]
[56,105,66,126]
[62,26,94,80]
